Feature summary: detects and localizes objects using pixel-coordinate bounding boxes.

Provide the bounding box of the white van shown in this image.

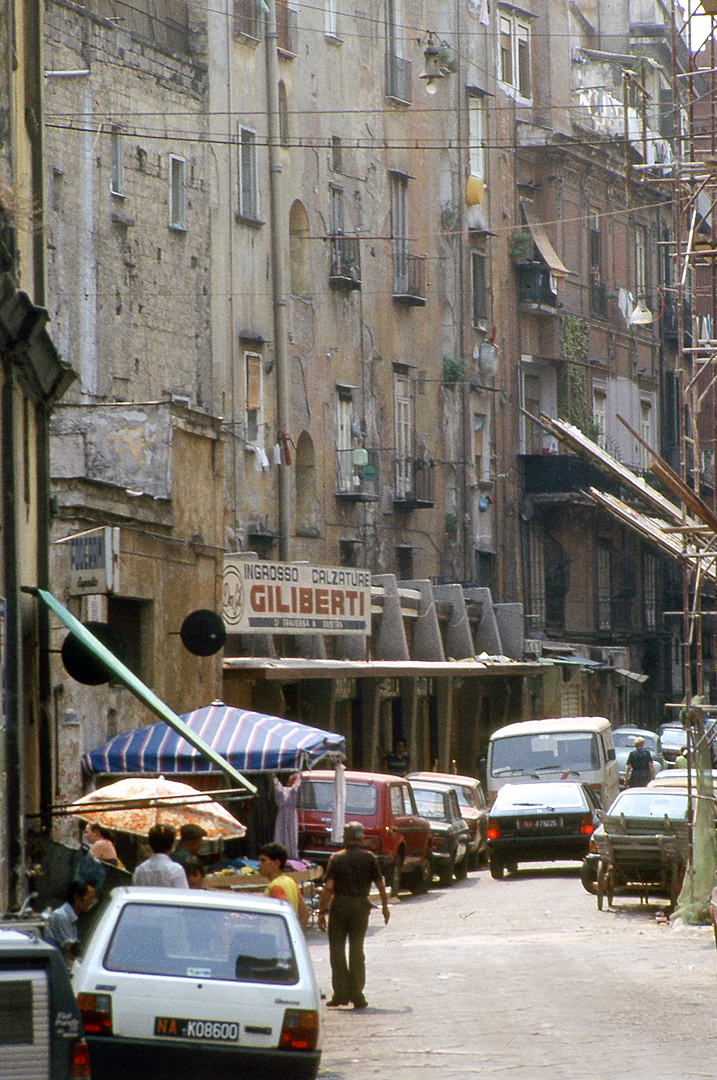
[486,716,619,809]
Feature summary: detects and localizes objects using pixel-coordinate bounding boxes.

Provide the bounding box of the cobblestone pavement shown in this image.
[307,865,716,1080]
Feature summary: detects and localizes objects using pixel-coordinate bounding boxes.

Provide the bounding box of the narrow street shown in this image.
[309,866,716,1080]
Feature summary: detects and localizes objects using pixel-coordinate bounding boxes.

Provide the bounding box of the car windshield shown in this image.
[298,780,377,816]
[613,731,657,751]
[412,790,448,820]
[494,783,585,811]
[103,903,298,984]
[659,728,685,748]
[608,791,688,819]
[491,731,600,776]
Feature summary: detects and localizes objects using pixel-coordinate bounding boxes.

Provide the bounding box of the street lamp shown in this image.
[419,33,446,95]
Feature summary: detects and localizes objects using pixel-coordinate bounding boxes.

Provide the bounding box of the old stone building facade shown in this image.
[26,0,697,833]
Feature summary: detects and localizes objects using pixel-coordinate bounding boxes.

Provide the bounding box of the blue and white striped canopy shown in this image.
[82,701,346,776]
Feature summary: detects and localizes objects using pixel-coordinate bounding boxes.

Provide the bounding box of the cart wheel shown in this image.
[597,862,606,911]
[606,868,614,908]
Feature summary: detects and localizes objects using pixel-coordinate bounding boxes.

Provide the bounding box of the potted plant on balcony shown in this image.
[508,228,533,264]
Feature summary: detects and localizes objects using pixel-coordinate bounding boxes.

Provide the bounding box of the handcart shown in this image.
[595,814,688,913]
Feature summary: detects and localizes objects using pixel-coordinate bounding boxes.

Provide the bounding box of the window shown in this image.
[472,250,487,325]
[635,225,647,300]
[499,11,531,99]
[593,386,606,446]
[245,352,263,446]
[276,0,298,56]
[238,126,259,221]
[278,82,289,146]
[336,393,353,492]
[110,127,124,196]
[644,550,657,630]
[234,0,262,40]
[394,371,412,499]
[473,412,489,482]
[527,528,545,626]
[390,173,409,293]
[168,155,186,230]
[589,214,605,317]
[597,543,611,631]
[385,0,411,103]
[640,400,652,471]
[331,136,342,174]
[330,184,345,237]
[523,373,542,454]
[468,95,487,180]
[325,0,338,39]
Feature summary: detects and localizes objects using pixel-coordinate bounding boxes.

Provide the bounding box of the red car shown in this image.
[296,770,433,895]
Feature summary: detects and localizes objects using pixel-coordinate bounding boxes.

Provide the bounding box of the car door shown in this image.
[390,782,428,868]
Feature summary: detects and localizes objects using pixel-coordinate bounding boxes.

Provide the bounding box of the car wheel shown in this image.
[387,854,404,897]
[580,859,597,895]
[454,855,469,881]
[489,855,504,880]
[438,856,455,887]
[411,853,433,895]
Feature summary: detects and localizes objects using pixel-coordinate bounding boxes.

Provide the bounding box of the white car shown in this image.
[71,887,322,1080]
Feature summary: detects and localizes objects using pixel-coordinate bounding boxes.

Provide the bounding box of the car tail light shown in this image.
[279,1009,319,1052]
[580,815,594,836]
[487,820,500,840]
[431,835,449,852]
[77,992,113,1036]
[588,838,597,853]
[68,1038,91,1079]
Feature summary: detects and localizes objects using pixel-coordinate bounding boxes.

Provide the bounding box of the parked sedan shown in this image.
[487,781,601,880]
[408,780,472,887]
[72,887,322,1080]
[658,723,687,765]
[407,772,488,869]
[612,726,665,782]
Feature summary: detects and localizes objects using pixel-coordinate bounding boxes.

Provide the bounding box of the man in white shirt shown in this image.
[132,823,188,887]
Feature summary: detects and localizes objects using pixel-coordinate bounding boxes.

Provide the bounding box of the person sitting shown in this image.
[132,823,188,888]
[44,880,96,964]
[675,746,688,770]
[258,842,309,930]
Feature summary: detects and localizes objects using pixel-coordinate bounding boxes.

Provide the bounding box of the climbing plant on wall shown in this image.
[558,315,597,437]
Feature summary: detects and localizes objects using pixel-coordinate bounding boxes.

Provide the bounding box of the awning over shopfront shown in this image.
[27,588,257,794]
[82,701,346,776]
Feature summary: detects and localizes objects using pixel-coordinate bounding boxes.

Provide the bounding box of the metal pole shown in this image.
[265,0,291,560]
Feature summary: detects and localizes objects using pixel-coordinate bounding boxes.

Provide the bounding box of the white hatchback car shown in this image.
[71,887,322,1080]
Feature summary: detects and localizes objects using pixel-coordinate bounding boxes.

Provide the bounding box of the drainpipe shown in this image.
[265,0,291,560]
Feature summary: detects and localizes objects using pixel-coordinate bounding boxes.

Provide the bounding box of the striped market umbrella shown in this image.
[82,700,346,778]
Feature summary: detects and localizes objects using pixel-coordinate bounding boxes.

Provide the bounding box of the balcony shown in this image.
[386,53,412,105]
[662,297,693,350]
[591,281,609,319]
[329,235,361,290]
[515,263,557,314]
[393,457,434,508]
[335,448,379,502]
[521,453,622,498]
[392,253,426,306]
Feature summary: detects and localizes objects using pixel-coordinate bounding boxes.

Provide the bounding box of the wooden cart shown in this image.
[595,815,688,913]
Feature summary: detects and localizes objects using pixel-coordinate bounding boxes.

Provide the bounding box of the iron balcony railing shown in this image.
[516,264,558,311]
[329,235,361,289]
[335,448,379,501]
[385,53,412,105]
[393,456,434,508]
[392,252,426,305]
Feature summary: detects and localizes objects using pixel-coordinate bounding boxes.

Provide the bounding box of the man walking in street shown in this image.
[317,821,390,1009]
[132,823,188,887]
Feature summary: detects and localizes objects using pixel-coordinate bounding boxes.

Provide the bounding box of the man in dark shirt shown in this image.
[317,821,390,1009]
[170,823,207,870]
